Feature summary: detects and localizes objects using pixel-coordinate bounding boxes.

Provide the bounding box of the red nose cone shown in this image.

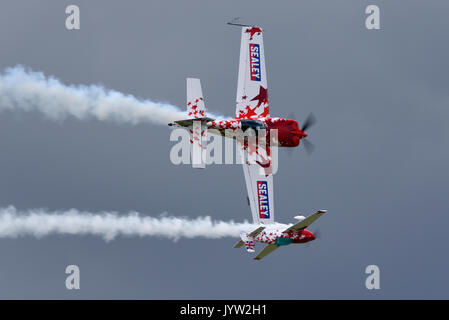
[291,135,300,147]
[303,230,315,241]
[294,129,307,138]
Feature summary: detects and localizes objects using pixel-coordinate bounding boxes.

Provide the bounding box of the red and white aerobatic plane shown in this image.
[169,24,327,260]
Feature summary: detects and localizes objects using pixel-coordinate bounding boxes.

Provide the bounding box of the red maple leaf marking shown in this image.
[245,27,262,40]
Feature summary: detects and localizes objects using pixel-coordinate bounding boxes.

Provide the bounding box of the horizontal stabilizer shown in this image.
[168,117,215,128]
[233,226,265,249]
[249,226,265,237]
[233,240,244,248]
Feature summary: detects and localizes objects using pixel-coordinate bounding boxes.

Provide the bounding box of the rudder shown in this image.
[187,78,207,119]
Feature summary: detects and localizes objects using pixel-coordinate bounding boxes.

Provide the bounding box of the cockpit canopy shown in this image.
[240,119,266,132]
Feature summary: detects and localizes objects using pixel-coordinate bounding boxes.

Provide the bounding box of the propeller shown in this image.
[302,139,315,155]
[301,113,317,132]
[286,112,317,155]
[300,113,317,155]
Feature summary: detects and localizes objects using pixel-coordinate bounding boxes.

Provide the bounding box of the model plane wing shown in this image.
[283,210,327,233]
[236,129,275,225]
[254,244,279,260]
[235,26,269,119]
[242,162,274,225]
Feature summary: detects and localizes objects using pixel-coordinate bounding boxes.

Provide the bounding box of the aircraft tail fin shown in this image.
[186,78,207,119]
[168,78,214,169]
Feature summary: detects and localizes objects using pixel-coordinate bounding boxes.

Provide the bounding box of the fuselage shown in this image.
[206,117,307,147]
[253,223,316,246]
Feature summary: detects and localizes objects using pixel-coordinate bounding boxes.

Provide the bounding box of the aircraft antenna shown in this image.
[227,17,253,27]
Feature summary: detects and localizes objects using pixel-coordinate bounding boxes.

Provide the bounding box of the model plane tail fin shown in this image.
[168,78,215,169]
[186,78,207,119]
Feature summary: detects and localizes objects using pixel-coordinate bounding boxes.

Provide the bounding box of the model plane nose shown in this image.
[293,129,307,138]
[287,130,306,147]
[303,230,315,241]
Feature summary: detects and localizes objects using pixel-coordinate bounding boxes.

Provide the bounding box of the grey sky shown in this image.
[0,0,448,298]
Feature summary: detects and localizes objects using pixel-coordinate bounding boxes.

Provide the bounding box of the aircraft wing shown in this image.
[242,162,275,225]
[236,128,275,225]
[254,244,279,260]
[235,26,270,119]
[283,210,327,233]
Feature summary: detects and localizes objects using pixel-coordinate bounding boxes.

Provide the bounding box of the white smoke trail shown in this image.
[0,206,255,241]
[0,65,193,125]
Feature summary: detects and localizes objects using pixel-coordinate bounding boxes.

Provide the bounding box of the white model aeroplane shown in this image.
[169,24,327,260]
